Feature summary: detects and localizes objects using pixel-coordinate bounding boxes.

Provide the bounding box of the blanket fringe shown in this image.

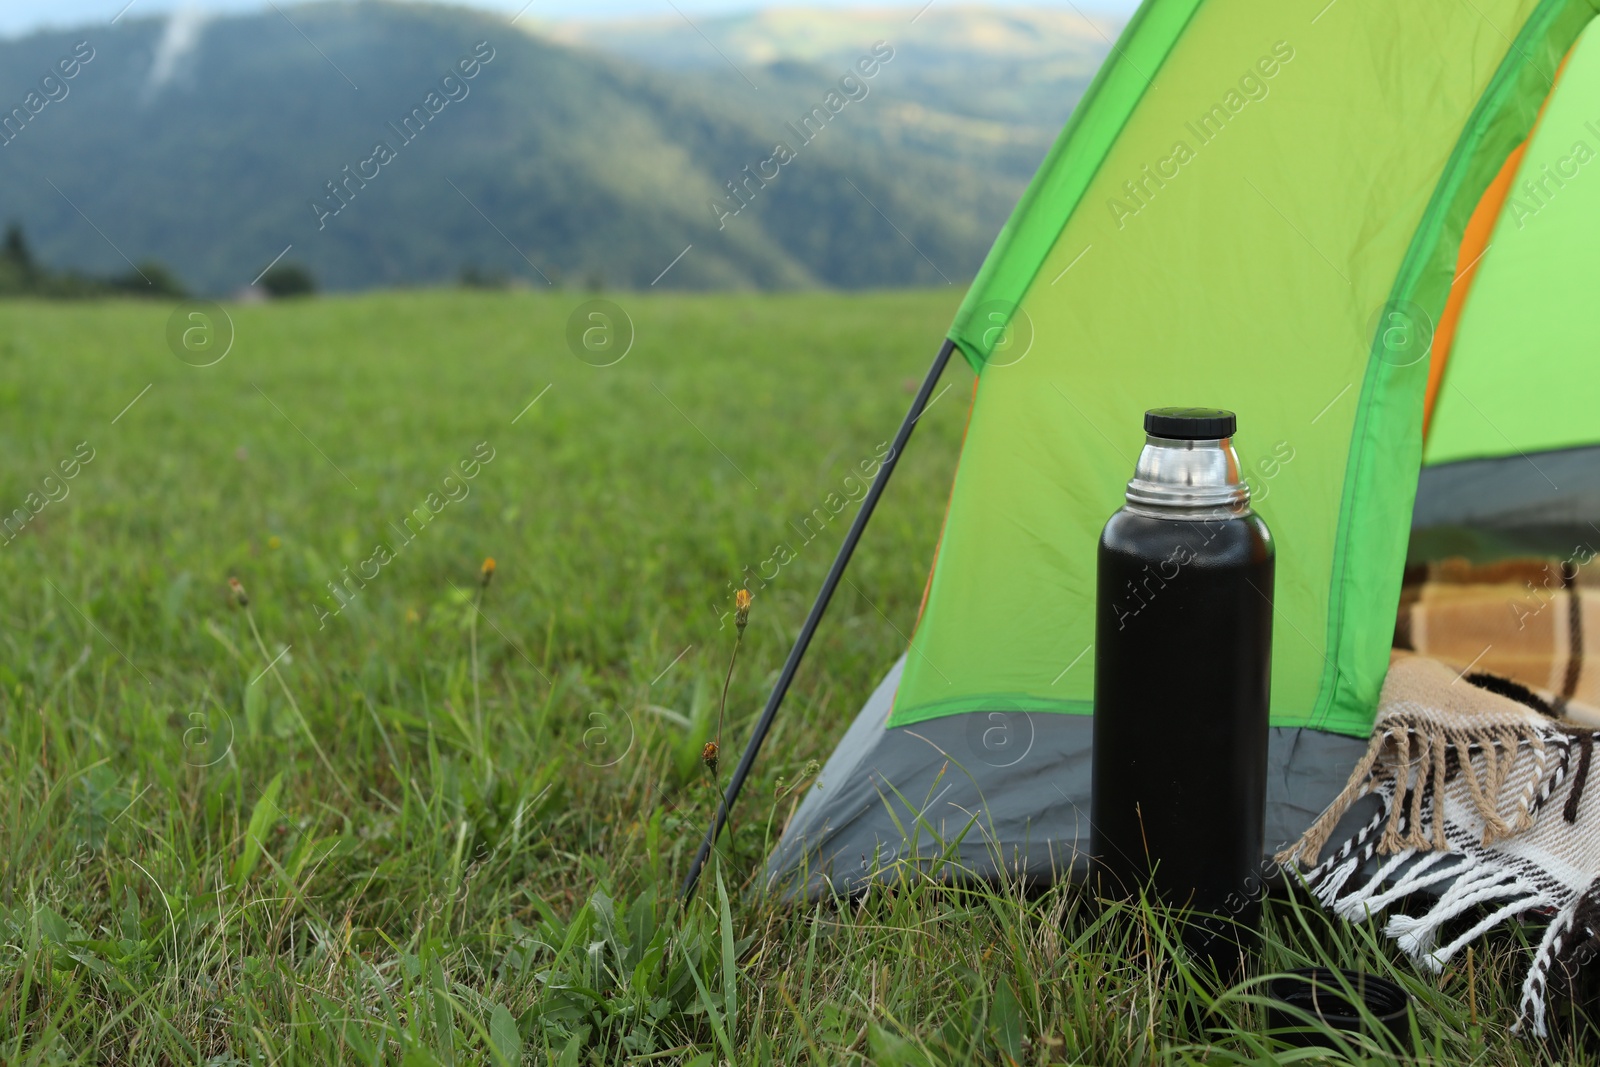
[1278,713,1560,868]
[1515,899,1577,1038]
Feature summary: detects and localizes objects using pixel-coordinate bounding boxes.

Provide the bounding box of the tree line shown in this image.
[0,223,316,299]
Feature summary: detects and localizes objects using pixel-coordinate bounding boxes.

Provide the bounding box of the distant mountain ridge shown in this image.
[0,2,1112,293]
[546,7,1116,136]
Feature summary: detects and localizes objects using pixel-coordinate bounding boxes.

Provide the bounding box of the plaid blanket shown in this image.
[1279,653,1600,1035]
[1396,555,1600,724]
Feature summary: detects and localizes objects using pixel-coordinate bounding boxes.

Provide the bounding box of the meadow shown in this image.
[0,288,1591,1064]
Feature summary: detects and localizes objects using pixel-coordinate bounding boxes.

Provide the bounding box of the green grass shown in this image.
[0,288,1593,1064]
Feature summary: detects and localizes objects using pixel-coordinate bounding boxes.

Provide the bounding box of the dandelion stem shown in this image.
[716,633,741,750]
[470,584,484,756]
[712,629,742,816]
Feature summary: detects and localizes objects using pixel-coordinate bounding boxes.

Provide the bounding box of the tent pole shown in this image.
[681,338,958,900]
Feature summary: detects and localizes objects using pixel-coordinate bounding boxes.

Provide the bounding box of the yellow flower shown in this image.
[480,557,496,588]
[735,588,752,632]
[702,740,719,775]
[405,607,420,624]
[267,535,281,550]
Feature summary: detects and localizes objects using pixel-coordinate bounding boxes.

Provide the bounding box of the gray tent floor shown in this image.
[764,656,1379,898]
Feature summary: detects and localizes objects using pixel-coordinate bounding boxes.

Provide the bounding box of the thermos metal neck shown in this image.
[1124,433,1251,516]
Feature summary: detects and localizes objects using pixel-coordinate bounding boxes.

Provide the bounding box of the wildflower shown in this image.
[702,740,719,776]
[228,576,249,608]
[480,557,496,588]
[268,535,281,550]
[735,588,752,632]
[405,606,420,624]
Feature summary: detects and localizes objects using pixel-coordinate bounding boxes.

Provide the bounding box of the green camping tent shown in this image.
[691,0,1600,898]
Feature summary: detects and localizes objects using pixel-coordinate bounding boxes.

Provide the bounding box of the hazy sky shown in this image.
[5,0,1139,38]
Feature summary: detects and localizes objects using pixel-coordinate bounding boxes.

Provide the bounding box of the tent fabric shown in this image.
[1413,447,1600,535]
[763,658,1380,895]
[1422,141,1526,434]
[1408,445,1600,562]
[1424,17,1600,468]
[894,0,1595,740]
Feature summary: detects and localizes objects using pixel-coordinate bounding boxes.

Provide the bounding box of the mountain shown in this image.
[547,7,1118,184]
[0,2,1112,293]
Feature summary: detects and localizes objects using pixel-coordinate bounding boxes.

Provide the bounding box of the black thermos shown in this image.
[1089,407,1274,971]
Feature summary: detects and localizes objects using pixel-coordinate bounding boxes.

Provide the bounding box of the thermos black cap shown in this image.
[1144,407,1237,440]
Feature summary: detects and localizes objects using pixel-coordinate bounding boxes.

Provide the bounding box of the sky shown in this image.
[3,0,1139,38]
